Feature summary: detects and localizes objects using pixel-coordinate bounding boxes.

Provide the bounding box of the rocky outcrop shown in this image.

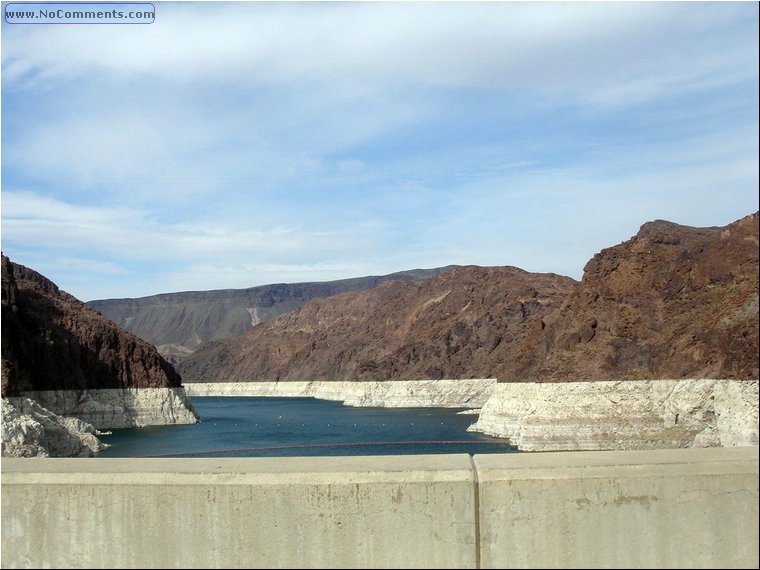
[178,266,575,383]
[468,379,759,451]
[184,379,497,408]
[1,397,108,457]
[512,212,759,381]
[2,255,185,394]
[179,213,758,384]
[88,266,459,362]
[1,255,199,455]
[17,388,199,430]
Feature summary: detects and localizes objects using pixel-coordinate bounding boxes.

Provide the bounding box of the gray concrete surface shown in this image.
[475,447,759,569]
[1,454,477,569]
[2,448,758,569]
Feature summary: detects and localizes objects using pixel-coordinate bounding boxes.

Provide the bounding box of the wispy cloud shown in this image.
[2,2,757,301]
[4,3,755,96]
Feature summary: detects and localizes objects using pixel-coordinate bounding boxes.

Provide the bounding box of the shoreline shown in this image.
[183,379,498,408]
[185,379,759,451]
[9,387,199,430]
[468,379,758,451]
[2,387,200,458]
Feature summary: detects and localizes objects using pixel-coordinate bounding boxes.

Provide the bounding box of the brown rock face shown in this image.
[1,255,182,396]
[512,213,759,381]
[178,266,576,382]
[179,212,759,384]
[88,266,459,363]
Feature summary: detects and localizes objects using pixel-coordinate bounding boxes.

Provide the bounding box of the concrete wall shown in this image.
[475,448,759,569]
[2,448,758,569]
[1,454,477,569]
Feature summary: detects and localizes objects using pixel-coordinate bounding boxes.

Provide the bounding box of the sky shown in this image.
[1,1,758,302]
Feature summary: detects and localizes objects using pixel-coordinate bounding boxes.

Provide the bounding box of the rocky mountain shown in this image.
[178,212,759,383]
[511,212,759,381]
[1,254,182,395]
[88,266,458,362]
[178,266,576,382]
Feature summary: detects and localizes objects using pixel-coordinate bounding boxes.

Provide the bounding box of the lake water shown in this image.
[96,396,517,457]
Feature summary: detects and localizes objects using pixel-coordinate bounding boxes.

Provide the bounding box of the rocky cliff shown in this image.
[16,387,200,430]
[179,213,758,384]
[2,255,185,394]
[88,266,458,362]
[1,255,198,456]
[178,266,576,382]
[512,212,759,381]
[2,397,108,457]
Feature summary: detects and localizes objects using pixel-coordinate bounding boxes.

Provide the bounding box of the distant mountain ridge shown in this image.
[177,266,576,383]
[177,212,759,383]
[88,266,459,362]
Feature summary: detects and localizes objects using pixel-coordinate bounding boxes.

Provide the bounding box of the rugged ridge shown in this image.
[178,266,576,383]
[179,213,759,384]
[2,255,185,394]
[512,212,759,381]
[88,266,458,362]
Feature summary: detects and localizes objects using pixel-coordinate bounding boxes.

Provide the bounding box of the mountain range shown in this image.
[177,212,759,383]
[88,266,458,363]
[6,212,755,390]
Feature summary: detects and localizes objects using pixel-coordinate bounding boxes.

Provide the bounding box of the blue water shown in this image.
[96,396,517,458]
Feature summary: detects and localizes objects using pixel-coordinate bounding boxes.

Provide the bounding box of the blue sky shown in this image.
[1,1,758,301]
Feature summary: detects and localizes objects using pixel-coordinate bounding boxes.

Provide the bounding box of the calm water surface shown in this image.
[96,396,517,457]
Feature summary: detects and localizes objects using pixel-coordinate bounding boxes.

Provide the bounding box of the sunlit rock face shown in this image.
[88,266,460,364]
[1,397,107,458]
[468,379,759,451]
[184,379,498,408]
[179,213,758,385]
[178,266,576,383]
[512,213,759,381]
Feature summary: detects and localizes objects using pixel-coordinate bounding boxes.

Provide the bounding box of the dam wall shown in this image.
[2,447,757,569]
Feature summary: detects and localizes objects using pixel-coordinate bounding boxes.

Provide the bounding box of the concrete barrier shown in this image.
[1,454,478,569]
[2,448,758,569]
[475,447,759,569]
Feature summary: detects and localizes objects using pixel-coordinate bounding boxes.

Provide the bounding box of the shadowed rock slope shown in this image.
[88,266,458,362]
[179,212,758,383]
[1,255,182,395]
[178,266,576,382]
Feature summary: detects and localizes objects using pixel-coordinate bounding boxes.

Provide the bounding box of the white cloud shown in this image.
[1,189,385,266]
[1,2,757,301]
[3,3,756,101]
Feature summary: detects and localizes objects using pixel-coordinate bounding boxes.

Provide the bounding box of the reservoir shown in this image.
[96,396,517,457]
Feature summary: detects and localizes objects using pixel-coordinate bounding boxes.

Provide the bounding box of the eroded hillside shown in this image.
[178,213,759,383]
